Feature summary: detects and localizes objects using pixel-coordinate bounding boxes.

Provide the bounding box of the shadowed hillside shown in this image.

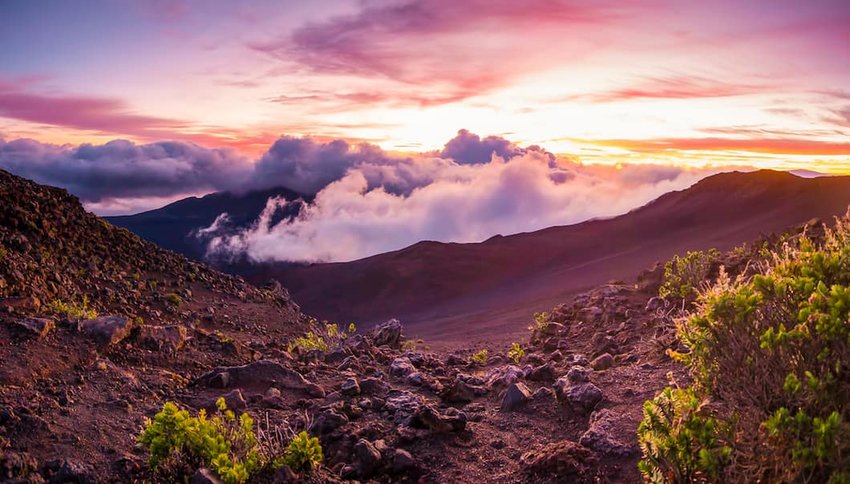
[265,170,850,345]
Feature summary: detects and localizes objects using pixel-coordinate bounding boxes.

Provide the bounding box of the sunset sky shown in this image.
[2,0,848,172]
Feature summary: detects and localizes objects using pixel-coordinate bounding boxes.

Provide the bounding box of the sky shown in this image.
[0,0,849,260]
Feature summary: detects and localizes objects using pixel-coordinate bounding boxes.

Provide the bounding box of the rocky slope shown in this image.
[0,168,837,483]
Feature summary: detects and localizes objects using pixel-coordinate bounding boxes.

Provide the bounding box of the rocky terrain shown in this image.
[0,168,831,483]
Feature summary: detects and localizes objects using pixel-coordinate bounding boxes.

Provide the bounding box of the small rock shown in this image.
[567,366,591,383]
[389,357,415,377]
[137,325,187,352]
[353,439,382,476]
[441,378,475,404]
[200,389,246,412]
[558,382,603,413]
[341,377,361,396]
[501,382,532,412]
[591,353,614,371]
[527,363,555,381]
[392,448,416,473]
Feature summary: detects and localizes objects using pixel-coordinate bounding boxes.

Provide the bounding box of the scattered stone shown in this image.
[566,365,591,383]
[441,378,475,404]
[526,363,555,381]
[531,387,556,402]
[389,357,415,377]
[137,324,187,351]
[556,381,603,413]
[406,372,424,386]
[78,315,134,346]
[369,319,403,348]
[197,389,247,412]
[520,440,595,478]
[359,377,390,396]
[580,409,635,456]
[486,365,523,389]
[353,439,383,476]
[591,353,614,371]
[501,382,532,412]
[341,377,361,396]
[392,448,416,473]
[312,408,349,435]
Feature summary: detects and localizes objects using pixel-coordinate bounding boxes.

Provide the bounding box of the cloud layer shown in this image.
[0,130,731,261]
[204,134,724,262]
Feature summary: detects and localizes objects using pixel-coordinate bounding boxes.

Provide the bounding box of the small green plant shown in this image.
[137,398,261,484]
[48,295,97,320]
[400,339,418,351]
[507,342,524,364]
[637,387,732,482]
[165,292,183,306]
[532,311,550,331]
[347,322,357,334]
[469,349,489,365]
[658,249,720,301]
[288,331,328,352]
[0,246,7,261]
[281,431,323,473]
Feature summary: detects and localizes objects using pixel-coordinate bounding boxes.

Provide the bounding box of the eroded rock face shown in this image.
[78,315,134,346]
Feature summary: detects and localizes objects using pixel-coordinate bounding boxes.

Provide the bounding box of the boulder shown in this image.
[527,363,555,381]
[194,360,324,397]
[369,319,403,348]
[78,315,134,346]
[500,382,532,412]
[566,365,591,383]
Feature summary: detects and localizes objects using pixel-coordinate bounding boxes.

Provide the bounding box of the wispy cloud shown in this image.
[563,75,772,103]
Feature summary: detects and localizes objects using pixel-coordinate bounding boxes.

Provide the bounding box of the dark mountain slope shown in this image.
[266,170,850,344]
[107,186,309,261]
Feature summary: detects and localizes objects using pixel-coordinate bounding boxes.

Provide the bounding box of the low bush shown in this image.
[639,213,850,482]
[138,399,323,483]
[658,249,720,302]
[287,321,356,353]
[469,349,489,365]
[165,292,183,306]
[507,342,524,364]
[48,295,97,320]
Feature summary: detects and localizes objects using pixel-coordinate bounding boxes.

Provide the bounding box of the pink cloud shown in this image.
[564,75,772,103]
[0,82,188,138]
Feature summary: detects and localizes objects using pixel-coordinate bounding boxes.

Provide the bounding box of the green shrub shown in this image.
[165,292,183,306]
[281,431,323,473]
[48,295,97,320]
[287,331,328,352]
[287,321,355,353]
[637,387,731,482]
[507,342,524,364]
[658,249,720,301]
[640,213,850,482]
[469,349,489,365]
[137,398,261,484]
